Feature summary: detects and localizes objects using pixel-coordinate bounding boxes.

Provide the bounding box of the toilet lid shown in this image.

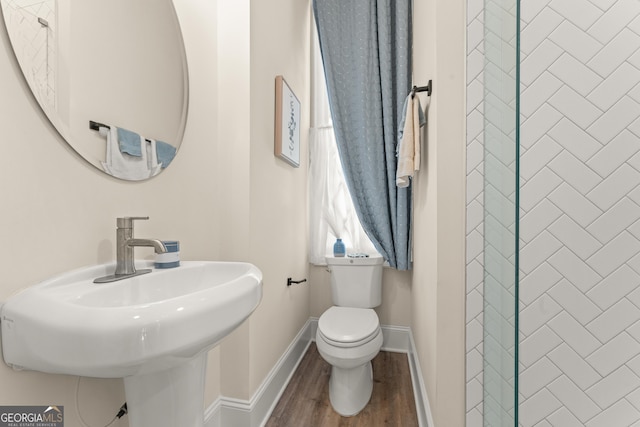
[318,307,380,345]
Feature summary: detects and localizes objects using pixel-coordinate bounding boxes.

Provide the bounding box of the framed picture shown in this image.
[274,75,301,167]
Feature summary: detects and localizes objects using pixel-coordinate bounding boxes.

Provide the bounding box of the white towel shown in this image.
[100,126,161,180]
[146,138,163,176]
[396,94,425,187]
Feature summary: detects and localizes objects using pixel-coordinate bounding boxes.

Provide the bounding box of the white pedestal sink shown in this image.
[0,260,262,427]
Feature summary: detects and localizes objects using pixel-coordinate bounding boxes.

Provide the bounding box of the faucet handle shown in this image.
[117,216,150,228]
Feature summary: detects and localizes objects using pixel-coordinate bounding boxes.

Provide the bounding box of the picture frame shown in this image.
[274,75,301,167]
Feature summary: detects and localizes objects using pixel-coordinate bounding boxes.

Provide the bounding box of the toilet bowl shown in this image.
[316,306,383,416]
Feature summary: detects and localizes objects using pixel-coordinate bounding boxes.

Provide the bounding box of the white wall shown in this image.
[413,0,467,426]
[247,0,311,398]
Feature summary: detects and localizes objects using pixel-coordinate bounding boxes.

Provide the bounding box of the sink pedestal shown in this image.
[124,354,207,427]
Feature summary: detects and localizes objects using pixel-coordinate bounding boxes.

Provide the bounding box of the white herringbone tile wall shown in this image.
[1,0,57,110]
[466,0,485,424]
[466,0,640,426]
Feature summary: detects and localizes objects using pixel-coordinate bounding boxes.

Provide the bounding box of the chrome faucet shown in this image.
[94,216,167,283]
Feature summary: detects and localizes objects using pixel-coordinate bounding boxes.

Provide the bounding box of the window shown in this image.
[308,32,376,265]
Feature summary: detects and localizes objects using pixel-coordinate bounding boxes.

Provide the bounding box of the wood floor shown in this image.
[265,343,419,427]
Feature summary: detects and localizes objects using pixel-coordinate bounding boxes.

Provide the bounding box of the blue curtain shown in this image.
[313,0,413,270]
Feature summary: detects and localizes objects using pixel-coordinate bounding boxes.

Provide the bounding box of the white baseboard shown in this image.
[205,318,431,427]
[407,332,435,427]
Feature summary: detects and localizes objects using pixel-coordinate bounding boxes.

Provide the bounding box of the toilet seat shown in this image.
[318,307,380,348]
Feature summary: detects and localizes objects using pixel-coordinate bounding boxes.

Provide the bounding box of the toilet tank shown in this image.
[326,255,384,308]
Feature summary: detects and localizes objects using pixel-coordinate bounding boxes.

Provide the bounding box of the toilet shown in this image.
[316,255,384,416]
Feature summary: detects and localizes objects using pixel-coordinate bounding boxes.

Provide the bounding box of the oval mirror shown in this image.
[1,0,188,181]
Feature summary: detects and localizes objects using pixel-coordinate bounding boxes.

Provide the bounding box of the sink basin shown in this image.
[1,260,262,427]
[1,260,262,377]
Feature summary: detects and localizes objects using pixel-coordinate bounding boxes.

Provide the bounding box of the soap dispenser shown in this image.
[333,238,346,257]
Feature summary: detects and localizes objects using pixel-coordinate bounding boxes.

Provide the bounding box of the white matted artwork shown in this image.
[274,75,301,167]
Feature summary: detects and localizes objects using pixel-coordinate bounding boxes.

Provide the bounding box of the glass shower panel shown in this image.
[482,0,519,425]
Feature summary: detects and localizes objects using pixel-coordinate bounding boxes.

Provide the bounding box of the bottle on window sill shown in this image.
[333,238,346,257]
